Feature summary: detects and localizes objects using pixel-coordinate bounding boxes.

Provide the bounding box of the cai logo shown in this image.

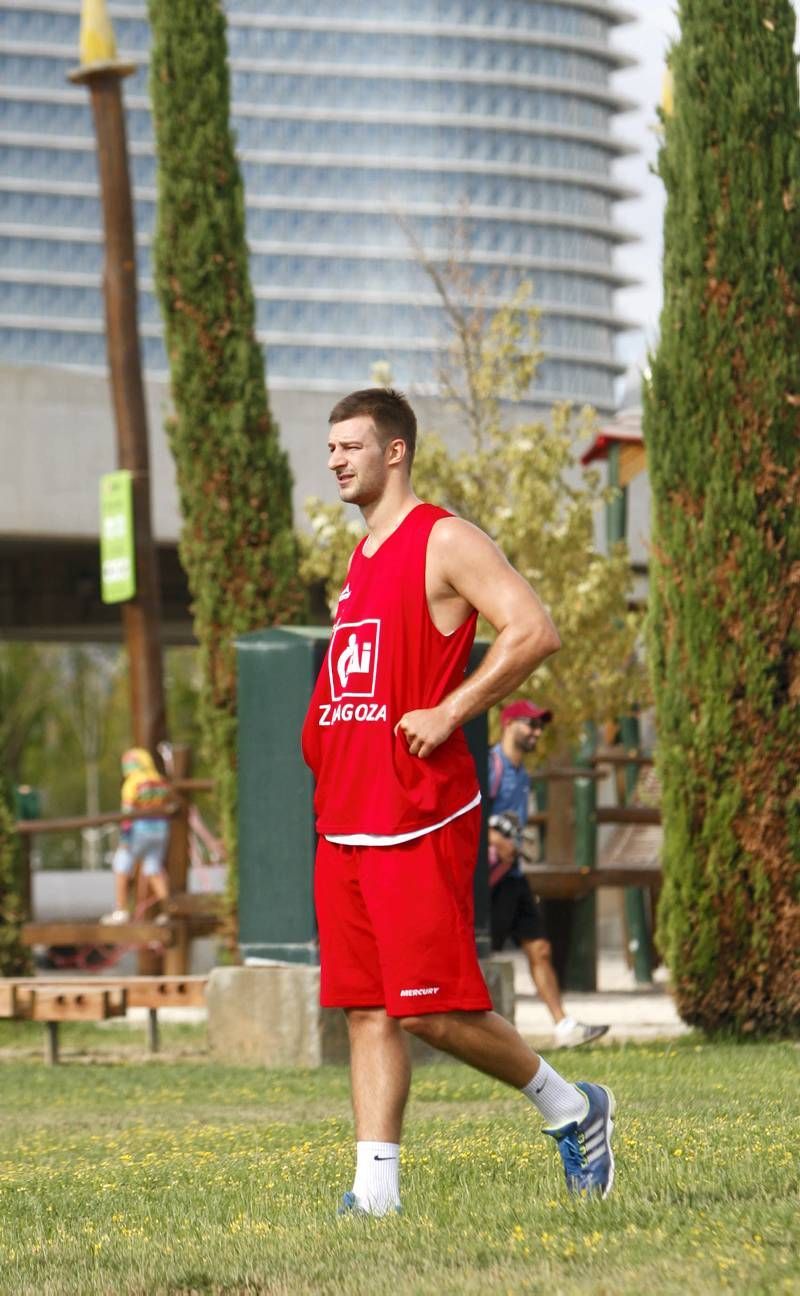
[328,619,381,701]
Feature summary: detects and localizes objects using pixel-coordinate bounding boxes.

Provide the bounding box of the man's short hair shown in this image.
[328,388,417,471]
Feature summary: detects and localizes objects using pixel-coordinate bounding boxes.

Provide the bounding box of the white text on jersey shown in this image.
[318,702,388,727]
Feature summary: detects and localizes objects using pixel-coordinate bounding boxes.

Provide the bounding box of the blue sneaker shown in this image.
[337,1191,366,1216]
[544,1081,616,1197]
[337,1191,401,1217]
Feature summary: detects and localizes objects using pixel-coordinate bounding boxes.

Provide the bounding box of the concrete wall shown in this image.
[0,364,343,543]
[2,363,649,553]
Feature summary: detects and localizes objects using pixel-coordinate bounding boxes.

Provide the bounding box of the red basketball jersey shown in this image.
[301,503,479,836]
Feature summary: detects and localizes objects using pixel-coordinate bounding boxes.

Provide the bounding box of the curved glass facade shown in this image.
[0,1,634,411]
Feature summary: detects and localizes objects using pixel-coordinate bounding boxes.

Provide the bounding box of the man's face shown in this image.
[327,416,392,507]
[510,717,544,753]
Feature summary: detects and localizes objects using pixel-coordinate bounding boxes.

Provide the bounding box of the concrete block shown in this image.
[482,956,515,1025]
[207,957,515,1069]
[207,965,346,1067]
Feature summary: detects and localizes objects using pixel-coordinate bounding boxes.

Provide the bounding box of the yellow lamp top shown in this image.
[79,0,118,65]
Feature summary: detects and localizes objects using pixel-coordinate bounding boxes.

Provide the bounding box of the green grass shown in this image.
[0,1027,797,1294]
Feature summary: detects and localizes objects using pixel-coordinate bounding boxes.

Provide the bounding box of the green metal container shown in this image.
[236,627,490,964]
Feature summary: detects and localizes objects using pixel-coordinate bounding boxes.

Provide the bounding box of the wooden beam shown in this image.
[15,807,176,835]
[22,921,174,947]
[164,747,192,898]
[541,764,606,781]
[0,974,208,1010]
[125,977,207,1009]
[163,919,190,976]
[592,751,655,768]
[523,864,661,900]
[30,987,127,1022]
[164,893,224,918]
[595,806,661,825]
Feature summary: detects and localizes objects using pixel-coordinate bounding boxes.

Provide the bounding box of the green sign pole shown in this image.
[619,713,653,984]
[99,469,136,603]
[607,443,652,984]
[566,724,598,991]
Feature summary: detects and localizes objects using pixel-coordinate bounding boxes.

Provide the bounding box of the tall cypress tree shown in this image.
[148,1,303,902]
[644,1,800,1033]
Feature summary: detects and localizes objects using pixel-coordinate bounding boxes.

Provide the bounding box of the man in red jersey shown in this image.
[301,388,616,1214]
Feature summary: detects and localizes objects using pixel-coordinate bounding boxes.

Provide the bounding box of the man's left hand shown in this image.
[395,706,453,758]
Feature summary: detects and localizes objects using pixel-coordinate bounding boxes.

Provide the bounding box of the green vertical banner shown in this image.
[99,470,136,603]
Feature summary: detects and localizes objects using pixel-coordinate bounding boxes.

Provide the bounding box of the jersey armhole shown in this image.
[424,514,476,640]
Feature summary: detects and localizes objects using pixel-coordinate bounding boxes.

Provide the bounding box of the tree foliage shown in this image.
[148,0,304,902]
[0,766,32,977]
[644,1,800,1033]
[301,274,644,750]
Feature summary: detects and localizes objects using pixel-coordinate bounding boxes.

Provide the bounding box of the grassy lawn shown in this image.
[0,1024,797,1294]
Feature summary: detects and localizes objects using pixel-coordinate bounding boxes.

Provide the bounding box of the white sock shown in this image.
[521,1058,587,1128]
[351,1141,401,1215]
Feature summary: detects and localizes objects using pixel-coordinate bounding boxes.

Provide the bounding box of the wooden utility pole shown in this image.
[69,0,166,752]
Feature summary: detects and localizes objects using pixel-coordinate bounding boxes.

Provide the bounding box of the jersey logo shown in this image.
[338,583,352,603]
[329,619,381,701]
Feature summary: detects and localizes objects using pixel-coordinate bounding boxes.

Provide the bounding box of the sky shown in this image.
[608,1,800,399]
[610,1,678,389]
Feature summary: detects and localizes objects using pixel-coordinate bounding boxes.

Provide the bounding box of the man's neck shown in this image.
[500,730,524,767]
[361,486,420,549]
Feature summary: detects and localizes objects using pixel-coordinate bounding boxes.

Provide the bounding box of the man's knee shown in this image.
[398,1013,451,1046]
[345,1006,395,1038]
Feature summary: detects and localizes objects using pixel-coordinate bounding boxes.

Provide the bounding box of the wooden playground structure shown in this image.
[2,752,225,1060]
[14,751,226,978]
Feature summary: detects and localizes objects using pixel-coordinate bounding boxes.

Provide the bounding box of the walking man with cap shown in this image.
[489,700,609,1048]
[302,387,616,1217]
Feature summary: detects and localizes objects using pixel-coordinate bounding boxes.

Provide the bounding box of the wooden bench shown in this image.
[0,975,208,1063]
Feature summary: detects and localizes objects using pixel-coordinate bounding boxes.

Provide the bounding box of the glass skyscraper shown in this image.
[0,1,634,413]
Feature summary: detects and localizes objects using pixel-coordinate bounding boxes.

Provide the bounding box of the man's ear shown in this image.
[386,438,407,467]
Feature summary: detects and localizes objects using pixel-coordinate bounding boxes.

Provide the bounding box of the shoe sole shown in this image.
[559,1026,611,1048]
[598,1084,616,1198]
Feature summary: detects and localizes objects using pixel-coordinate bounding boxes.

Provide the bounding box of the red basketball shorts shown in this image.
[314,806,492,1017]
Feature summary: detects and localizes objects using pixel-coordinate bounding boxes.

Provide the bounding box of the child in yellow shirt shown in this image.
[102,748,172,924]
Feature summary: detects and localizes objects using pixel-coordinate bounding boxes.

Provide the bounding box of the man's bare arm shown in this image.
[396,518,560,757]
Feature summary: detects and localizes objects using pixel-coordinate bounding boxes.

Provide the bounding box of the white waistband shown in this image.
[324,790,481,847]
